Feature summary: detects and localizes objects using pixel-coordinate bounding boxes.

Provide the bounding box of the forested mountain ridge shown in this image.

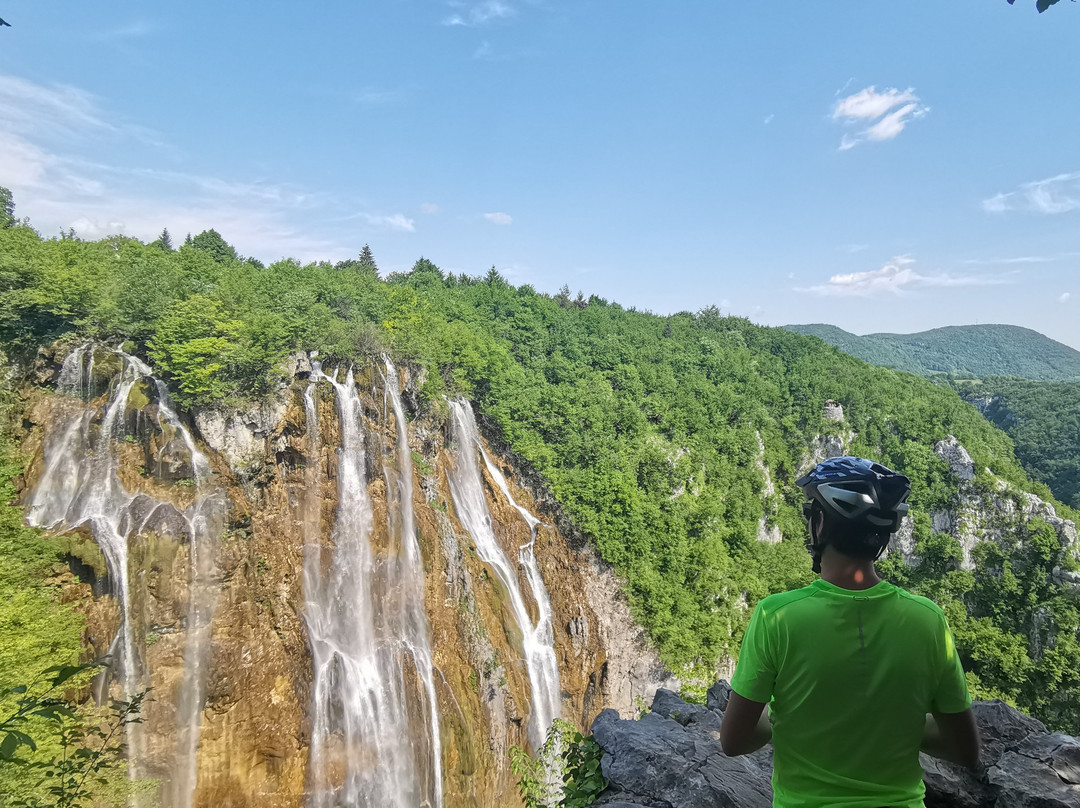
[2,213,1079,747]
[784,323,1080,381]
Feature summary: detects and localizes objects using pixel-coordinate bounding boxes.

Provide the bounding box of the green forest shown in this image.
[785,323,1080,381]
[948,376,1080,509]
[2,193,1079,738]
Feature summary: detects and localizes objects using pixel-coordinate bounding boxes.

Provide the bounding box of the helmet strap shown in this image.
[807,506,825,574]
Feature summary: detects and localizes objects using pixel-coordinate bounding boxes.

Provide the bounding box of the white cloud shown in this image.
[982,172,1080,214]
[420,203,440,214]
[361,213,416,232]
[800,256,1015,297]
[763,114,775,125]
[483,211,512,225]
[963,252,1080,265]
[0,72,391,262]
[831,85,928,150]
[0,75,113,139]
[832,87,919,121]
[444,1,514,27]
[1060,292,1072,304]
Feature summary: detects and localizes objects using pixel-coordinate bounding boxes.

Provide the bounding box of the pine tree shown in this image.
[151,227,174,251]
[485,265,505,286]
[336,245,379,276]
[358,244,377,273]
[0,186,15,229]
[556,284,572,309]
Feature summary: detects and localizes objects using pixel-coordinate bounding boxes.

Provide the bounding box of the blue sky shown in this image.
[2,1,1079,348]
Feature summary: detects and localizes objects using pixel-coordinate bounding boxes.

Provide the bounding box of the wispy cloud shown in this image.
[91,20,160,41]
[963,251,1080,266]
[483,211,512,225]
[0,72,393,262]
[444,1,514,27]
[420,203,440,214]
[351,86,404,105]
[360,213,416,232]
[763,114,775,125]
[0,75,113,138]
[1060,292,1072,304]
[832,86,928,150]
[799,256,1015,297]
[982,172,1080,215]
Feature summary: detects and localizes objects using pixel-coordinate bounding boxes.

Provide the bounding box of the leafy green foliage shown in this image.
[0,664,147,808]
[561,728,606,808]
[189,229,237,264]
[950,376,1080,508]
[0,380,135,804]
[510,719,607,808]
[2,220,1078,731]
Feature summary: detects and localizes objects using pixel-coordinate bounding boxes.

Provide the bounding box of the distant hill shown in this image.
[783,323,1080,381]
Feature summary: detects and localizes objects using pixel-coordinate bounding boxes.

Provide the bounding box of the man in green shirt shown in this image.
[720,456,980,808]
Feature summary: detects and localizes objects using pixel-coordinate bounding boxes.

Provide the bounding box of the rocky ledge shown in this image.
[590,683,1080,808]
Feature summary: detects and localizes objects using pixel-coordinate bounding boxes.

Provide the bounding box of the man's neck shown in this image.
[819,548,881,591]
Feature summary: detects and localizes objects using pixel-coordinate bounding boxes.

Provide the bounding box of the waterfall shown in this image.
[303,362,440,808]
[446,399,561,750]
[25,345,225,808]
[382,358,444,808]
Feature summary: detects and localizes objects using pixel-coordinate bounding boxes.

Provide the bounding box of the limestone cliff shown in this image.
[15,343,674,808]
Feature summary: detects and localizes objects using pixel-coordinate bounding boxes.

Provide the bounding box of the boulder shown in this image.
[591,684,1080,808]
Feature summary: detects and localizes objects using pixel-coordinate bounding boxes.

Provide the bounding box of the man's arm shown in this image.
[719,692,771,757]
[921,709,980,768]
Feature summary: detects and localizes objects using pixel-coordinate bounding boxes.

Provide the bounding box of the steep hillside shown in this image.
[785,323,1080,380]
[2,222,1080,808]
[951,376,1080,509]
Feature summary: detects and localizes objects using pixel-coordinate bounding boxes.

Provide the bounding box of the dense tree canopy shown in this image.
[1,197,1078,732]
[949,376,1080,509]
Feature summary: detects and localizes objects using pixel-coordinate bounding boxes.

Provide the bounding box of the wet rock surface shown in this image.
[17,346,675,808]
[591,686,1080,808]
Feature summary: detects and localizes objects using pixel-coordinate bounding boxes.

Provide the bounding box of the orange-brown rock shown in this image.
[18,349,675,807]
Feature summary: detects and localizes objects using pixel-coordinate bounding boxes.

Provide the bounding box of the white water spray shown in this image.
[382,358,444,808]
[446,399,561,749]
[303,362,441,808]
[26,345,225,808]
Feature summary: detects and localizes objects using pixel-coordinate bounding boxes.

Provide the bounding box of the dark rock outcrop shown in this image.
[592,684,1080,808]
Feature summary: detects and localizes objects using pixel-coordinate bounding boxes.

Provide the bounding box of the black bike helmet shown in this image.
[795,457,911,571]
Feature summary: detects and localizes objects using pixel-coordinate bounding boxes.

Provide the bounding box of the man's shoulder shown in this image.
[887,583,949,619]
[757,584,820,614]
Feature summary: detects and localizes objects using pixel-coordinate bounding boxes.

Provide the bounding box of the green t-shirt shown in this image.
[730,579,971,808]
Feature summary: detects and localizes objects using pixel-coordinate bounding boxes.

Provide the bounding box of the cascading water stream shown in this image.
[303,362,439,808]
[446,399,561,750]
[382,358,444,808]
[25,345,225,808]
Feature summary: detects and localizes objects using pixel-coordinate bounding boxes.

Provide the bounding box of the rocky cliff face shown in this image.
[888,435,1079,575]
[15,343,675,808]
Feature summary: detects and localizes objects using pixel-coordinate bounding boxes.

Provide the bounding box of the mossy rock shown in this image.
[89,348,123,387]
[126,379,152,411]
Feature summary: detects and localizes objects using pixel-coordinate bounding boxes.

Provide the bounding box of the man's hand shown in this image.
[720,691,772,756]
[921,710,980,768]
